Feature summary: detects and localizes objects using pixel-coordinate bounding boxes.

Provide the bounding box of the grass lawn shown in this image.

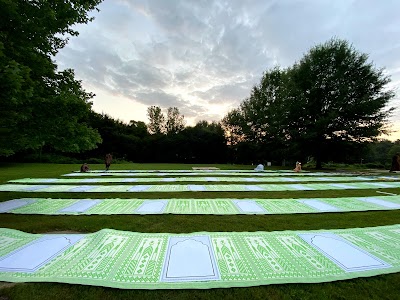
[0,163,399,300]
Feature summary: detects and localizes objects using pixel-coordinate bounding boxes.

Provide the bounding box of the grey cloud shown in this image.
[56,0,400,126]
[132,89,209,118]
[192,80,254,104]
[179,104,209,119]
[134,89,182,107]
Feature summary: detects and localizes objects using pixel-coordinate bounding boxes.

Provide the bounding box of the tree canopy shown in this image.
[147,106,185,135]
[223,38,395,168]
[0,0,103,156]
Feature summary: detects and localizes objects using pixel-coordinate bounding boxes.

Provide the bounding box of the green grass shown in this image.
[0,163,399,300]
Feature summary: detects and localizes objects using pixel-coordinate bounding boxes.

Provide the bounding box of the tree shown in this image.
[18,69,102,156]
[147,106,165,134]
[287,38,394,168]
[222,68,292,163]
[165,107,185,134]
[181,121,227,163]
[0,0,103,156]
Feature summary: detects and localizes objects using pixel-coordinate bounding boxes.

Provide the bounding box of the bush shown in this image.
[85,158,104,164]
[364,162,385,169]
[22,153,80,164]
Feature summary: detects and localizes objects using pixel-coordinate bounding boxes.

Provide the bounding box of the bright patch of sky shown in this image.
[56,0,400,140]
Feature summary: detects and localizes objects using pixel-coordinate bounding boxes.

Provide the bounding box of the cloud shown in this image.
[55,0,400,130]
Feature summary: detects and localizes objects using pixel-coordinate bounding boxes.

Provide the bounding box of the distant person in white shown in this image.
[254,164,264,171]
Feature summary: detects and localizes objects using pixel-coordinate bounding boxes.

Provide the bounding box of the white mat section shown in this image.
[245,185,264,191]
[329,184,356,189]
[205,177,218,182]
[0,235,84,272]
[370,183,396,188]
[244,178,259,182]
[161,236,220,282]
[67,186,98,192]
[298,233,392,272]
[23,185,50,191]
[136,200,168,214]
[289,184,314,190]
[162,178,176,182]
[233,200,267,214]
[299,200,340,212]
[357,197,400,208]
[188,185,206,191]
[122,178,138,182]
[127,185,151,192]
[0,199,36,213]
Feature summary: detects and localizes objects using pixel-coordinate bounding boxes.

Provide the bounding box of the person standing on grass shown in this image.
[389,153,400,172]
[105,153,113,171]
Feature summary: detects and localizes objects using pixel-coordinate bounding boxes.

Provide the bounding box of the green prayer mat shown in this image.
[0,181,398,193]
[1,196,399,215]
[72,169,310,173]
[10,176,392,184]
[64,171,351,177]
[0,225,399,289]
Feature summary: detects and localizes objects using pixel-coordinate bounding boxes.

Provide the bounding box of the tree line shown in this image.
[0,1,398,168]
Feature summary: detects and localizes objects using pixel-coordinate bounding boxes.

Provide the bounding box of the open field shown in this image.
[0,163,399,300]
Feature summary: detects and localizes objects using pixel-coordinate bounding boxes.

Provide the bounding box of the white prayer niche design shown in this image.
[329,183,355,189]
[298,200,340,212]
[136,200,168,214]
[298,233,391,272]
[0,199,37,213]
[357,198,400,209]
[40,179,58,183]
[188,185,206,192]
[289,184,313,190]
[245,185,264,191]
[127,185,151,192]
[233,200,268,214]
[59,199,102,213]
[205,177,218,182]
[122,178,138,182]
[370,182,396,188]
[68,185,97,192]
[0,234,84,273]
[162,178,176,182]
[244,178,259,182]
[161,236,220,282]
[23,185,50,191]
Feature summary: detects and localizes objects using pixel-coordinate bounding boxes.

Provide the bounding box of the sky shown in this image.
[56,0,400,140]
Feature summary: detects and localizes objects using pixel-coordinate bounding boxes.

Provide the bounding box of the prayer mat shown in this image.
[0,225,399,289]
[10,176,390,184]
[0,182,399,193]
[63,172,352,177]
[1,196,399,215]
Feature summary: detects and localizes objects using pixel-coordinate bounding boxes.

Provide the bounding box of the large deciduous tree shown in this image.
[223,38,394,168]
[0,0,102,156]
[165,107,185,135]
[147,106,165,134]
[287,39,394,168]
[222,68,291,163]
